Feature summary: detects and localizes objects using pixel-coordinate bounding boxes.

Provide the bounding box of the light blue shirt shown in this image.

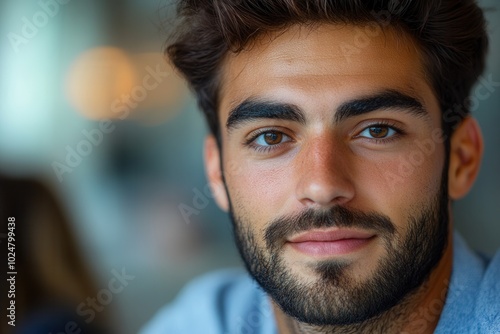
[141,232,500,333]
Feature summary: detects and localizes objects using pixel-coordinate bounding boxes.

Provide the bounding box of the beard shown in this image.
[226,174,449,327]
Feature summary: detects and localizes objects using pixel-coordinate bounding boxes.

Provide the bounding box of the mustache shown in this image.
[264,206,396,250]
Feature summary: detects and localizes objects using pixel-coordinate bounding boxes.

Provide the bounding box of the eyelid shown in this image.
[243,127,294,154]
[351,121,406,146]
[244,127,293,145]
[354,120,405,137]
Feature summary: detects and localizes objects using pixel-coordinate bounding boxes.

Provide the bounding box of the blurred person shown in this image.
[0,175,109,334]
[142,1,500,333]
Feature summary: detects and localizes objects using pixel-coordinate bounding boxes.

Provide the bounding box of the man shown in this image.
[142,1,499,333]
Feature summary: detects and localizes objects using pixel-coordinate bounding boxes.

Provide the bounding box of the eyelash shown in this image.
[355,121,405,144]
[244,121,405,153]
[244,128,292,153]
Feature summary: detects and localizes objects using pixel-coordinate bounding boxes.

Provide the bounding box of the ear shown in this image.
[204,135,229,211]
[448,117,484,200]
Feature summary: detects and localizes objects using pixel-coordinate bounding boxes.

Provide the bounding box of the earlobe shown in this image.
[448,117,484,200]
[204,135,230,211]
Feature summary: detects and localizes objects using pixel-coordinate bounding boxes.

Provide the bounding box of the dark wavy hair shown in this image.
[165,0,488,141]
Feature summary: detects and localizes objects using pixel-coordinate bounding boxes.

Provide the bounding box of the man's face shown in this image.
[212,24,449,325]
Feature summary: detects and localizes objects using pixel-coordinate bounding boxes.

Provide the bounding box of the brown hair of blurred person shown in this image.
[1,174,108,333]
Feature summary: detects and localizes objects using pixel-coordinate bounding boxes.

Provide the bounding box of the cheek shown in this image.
[354,144,445,228]
[225,159,293,225]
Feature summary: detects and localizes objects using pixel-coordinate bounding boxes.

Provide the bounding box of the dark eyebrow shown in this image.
[335,90,428,123]
[226,90,428,132]
[226,100,306,131]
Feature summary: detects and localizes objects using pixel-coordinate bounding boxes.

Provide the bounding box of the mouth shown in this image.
[286,229,376,257]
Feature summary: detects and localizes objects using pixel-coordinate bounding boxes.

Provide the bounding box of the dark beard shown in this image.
[227,176,449,328]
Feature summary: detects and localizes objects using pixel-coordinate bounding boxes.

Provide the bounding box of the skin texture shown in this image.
[204,24,484,333]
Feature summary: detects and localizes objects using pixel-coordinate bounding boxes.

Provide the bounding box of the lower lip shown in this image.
[289,237,375,257]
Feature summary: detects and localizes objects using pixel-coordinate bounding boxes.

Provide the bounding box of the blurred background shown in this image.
[0,1,498,333]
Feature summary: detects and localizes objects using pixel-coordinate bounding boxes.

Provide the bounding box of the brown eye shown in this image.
[368,126,389,138]
[263,131,283,145]
[251,130,291,149]
[358,124,398,140]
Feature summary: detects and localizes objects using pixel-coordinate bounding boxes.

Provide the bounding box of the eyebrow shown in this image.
[335,90,427,123]
[226,100,306,131]
[226,90,428,132]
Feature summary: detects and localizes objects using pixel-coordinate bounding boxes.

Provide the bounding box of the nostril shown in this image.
[296,176,355,208]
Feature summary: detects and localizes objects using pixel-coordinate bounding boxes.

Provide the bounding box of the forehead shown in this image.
[218,23,432,120]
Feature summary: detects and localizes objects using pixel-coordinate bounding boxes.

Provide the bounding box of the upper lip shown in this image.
[287,229,375,243]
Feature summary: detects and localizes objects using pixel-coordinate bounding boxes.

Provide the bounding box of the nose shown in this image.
[295,135,355,208]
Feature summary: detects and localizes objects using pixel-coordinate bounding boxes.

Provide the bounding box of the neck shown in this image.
[271,232,453,334]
